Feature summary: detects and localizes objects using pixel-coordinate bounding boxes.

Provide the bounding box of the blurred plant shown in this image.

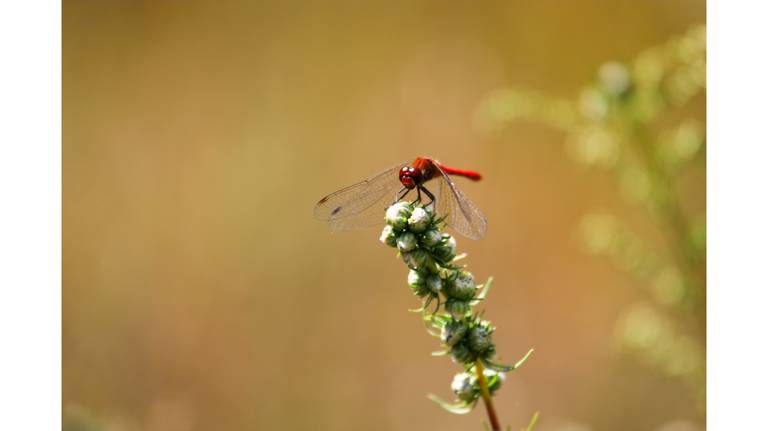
[475,25,706,408]
[379,201,535,431]
[63,405,115,431]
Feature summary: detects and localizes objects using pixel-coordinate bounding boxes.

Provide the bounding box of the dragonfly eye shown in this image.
[399,167,419,189]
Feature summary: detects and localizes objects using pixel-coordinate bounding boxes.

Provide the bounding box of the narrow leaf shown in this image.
[513,348,535,369]
[483,348,535,372]
[427,394,475,415]
[522,411,540,431]
[478,276,493,299]
[471,277,494,305]
[482,358,515,372]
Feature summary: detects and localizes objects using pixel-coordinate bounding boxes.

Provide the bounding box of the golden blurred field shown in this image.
[64,1,705,430]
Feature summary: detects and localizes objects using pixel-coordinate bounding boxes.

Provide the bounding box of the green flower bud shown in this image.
[426,274,443,294]
[408,269,426,287]
[444,235,456,252]
[402,249,429,269]
[397,232,417,252]
[487,370,505,395]
[408,269,432,298]
[379,225,397,247]
[450,342,476,363]
[433,235,457,261]
[450,370,504,404]
[444,271,476,300]
[468,325,493,353]
[385,202,412,229]
[445,298,471,317]
[407,207,431,233]
[421,229,442,247]
[441,319,468,347]
[451,372,479,403]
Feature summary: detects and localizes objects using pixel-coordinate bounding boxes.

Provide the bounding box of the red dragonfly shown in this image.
[314,157,487,239]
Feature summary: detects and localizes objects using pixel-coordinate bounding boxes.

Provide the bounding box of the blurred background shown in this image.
[64,1,705,430]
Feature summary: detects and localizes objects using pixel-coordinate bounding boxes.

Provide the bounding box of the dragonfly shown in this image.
[314,156,487,239]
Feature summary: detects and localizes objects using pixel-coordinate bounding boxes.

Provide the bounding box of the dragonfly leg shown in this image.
[416,187,422,203]
[420,185,436,207]
[394,186,409,203]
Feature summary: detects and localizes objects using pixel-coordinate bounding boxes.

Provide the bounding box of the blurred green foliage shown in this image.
[475,25,706,408]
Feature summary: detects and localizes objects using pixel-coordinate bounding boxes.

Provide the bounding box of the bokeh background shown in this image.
[64,1,706,430]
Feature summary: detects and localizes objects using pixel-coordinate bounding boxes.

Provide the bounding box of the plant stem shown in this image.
[475,360,501,431]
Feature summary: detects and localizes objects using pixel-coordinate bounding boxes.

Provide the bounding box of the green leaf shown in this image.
[482,358,515,372]
[422,311,443,337]
[441,262,465,271]
[471,277,494,305]
[453,253,468,262]
[427,394,475,415]
[482,349,534,372]
[514,348,535,369]
[485,373,502,388]
[522,411,540,431]
[429,313,451,326]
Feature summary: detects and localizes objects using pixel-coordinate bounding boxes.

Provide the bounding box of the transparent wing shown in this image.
[432,165,487,240]
[314,162,406,231]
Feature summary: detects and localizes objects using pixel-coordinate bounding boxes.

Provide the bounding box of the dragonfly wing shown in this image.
[314,162,406,231]
[433,165,487,240]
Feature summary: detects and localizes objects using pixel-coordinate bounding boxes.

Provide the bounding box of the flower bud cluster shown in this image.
[441,318,497,365]
[380,202,476,314]
[380,201,530,415]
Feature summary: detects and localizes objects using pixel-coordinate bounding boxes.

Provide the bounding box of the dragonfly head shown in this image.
[399,166,423,189]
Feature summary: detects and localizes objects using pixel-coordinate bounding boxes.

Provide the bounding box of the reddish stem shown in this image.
[475,360,502,431]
